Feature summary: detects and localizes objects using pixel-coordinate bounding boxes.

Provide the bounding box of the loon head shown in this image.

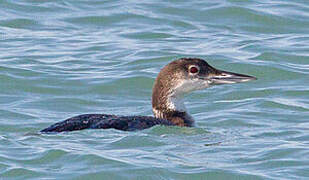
[152,58,256,126]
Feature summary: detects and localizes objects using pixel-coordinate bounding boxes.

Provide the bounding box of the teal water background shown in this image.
[1,0,309,179]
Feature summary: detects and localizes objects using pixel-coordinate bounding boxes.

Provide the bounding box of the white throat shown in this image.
[165,78,209,112]
[152,78,209,119]
[166,95,186,112]
[152,95,186,119]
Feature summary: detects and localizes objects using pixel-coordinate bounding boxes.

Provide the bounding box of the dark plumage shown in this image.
[41,114,174,133]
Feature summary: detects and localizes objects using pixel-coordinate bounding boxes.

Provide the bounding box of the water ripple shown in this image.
[0,0,309,179]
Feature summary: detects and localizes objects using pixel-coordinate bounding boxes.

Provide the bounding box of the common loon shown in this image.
[41,58,256,133]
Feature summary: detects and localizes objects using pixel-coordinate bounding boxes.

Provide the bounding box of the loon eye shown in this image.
[189,66,199,74]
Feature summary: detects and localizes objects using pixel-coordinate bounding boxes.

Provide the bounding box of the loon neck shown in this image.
[152,76,194,127]
[152,108,193,127]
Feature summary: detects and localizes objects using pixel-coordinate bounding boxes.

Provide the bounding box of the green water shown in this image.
[1,0,309,179]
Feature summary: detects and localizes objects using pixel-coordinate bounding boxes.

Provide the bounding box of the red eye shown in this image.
[189,66,199,74]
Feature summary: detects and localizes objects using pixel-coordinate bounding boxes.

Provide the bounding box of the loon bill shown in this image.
[41,58,256,133]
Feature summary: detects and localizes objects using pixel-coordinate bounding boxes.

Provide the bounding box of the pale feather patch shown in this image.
[153,78,211,118]
[152,108,164,119]
[171,78,210,96]
[166,78,210,112]
[166,96,186,112]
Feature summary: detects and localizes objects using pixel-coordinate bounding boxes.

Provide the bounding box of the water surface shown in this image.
[0,0,309,179]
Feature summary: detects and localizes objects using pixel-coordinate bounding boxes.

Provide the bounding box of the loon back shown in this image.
[41,114,174,133]
[41,58,256,133]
